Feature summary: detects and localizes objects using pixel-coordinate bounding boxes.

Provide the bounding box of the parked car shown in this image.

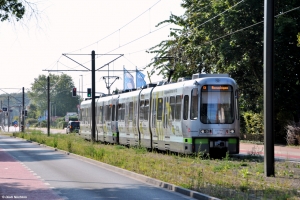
[66,121,80,134]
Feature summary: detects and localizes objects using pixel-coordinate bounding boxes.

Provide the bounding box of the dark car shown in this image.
[66,121,80,134]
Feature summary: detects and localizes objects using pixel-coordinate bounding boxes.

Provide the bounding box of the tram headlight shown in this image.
[230,129,235,134]
[200,129,212,134]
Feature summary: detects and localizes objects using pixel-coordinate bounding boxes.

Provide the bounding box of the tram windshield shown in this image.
[200,85,234,124]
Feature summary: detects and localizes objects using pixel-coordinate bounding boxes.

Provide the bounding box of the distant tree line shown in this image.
[27,74,79,119]
[0,74,79,128]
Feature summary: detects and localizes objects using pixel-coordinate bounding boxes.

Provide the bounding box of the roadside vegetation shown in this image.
[11,130,300,200]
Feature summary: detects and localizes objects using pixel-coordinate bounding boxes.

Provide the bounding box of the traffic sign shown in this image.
[2,107,7,111]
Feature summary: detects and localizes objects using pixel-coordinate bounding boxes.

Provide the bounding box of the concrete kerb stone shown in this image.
[12,136,220,200]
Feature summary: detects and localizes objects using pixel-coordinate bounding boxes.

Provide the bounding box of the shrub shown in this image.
[285,122,300,145]
[39,120,47,127]
[242,111,264,141]
[26,118,38,125]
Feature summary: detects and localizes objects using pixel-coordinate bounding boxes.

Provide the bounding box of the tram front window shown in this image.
[200,85,234,124]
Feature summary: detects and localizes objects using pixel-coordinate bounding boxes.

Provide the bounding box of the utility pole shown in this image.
[0,100,3,126]
[19,105,21,132]
[91,51,96,142]
[47,76,50,136]
[22,87,25,132]
[2,101,5,128]
[8,96,10,132]
[264,0,275,176]
[81,75,83,99]
[78,77,81,114]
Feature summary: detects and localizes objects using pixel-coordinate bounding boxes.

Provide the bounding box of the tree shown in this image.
[0,0,39,22]
[28,74,79,118]
[27,103,37,119]
[147,0,300,141]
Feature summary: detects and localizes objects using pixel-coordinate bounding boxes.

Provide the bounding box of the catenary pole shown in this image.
[264,0,275,176]
[47,76,50,136]
[22,87,25,132]
[8,96,9,132]
[91,51,96,142]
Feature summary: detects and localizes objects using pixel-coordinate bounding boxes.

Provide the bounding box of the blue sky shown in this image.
[0,0,184,96]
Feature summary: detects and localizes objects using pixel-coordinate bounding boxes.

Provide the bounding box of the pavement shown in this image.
[239,142,300,161]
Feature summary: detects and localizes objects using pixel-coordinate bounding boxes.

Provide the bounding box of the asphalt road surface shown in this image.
[0,135,215,200]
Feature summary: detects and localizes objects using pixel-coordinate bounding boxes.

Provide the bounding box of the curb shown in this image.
[12,136,220,200]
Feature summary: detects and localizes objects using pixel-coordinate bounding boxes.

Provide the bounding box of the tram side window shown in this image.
[170,96,175,121]
[191,88,198,120]
[235,90,239,120]
[144,99,149,121]
[79,109,83,121]
[108,105,112,121]
[95,106,99,123]
[164,97,168,128]
[99,106,103,123]
[85,108,88,122]
[86,108,89,122]
[129,102,133,121]
[115,104,118,121]
[105,105,111,121]
[139,100,144,120]
[112,105,115,121]
[175,95,181,120]
[183,95,189,120]
[157,98,163,120]
[152,99,156,127]
[103,105,106,121]
[80,108,83,122]
[87,107,91,123]
[118,104,124,121]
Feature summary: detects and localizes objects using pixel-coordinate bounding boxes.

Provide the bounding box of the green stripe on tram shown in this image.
[183,138,209,144]
[195,138,209,144]
[183,138,193,144]
[228,138,237,144]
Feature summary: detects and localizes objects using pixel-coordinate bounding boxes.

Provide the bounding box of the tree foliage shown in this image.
[28,74,79,117]
[0,0,25,21]
[147,0,300,141]
[0,0,39,22]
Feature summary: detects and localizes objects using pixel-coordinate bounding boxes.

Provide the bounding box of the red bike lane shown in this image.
[0,149,63,200]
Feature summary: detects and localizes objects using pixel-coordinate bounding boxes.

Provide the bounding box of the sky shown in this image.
[0,0,184,96]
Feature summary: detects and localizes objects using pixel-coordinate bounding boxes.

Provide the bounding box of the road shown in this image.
[0,135,214,200]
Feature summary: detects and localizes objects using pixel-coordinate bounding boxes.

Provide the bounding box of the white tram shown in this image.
[79,73,240,154]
